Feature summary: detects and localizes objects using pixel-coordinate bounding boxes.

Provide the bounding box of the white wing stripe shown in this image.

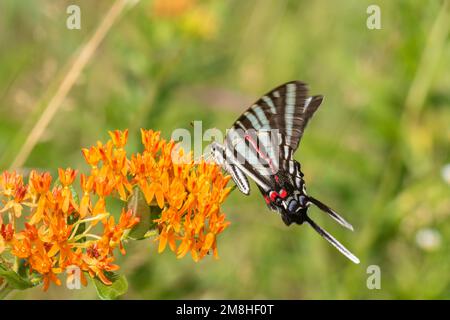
[285,83,296,146]
[284,145,290,159]
[225,147,270,191]
[227,163,250,194]
[304,96,312,113]
[253,105,270,128]
[262,96,276,114]
[243,111,261,129]
[289,161,294,174]
[235,120,246,130]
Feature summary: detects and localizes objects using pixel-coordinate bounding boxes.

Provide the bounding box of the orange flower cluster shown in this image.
[151,0,218,40]
[0,168,138,291]
[0,129,231,291]
[81,129,232,261]
[152,0,195,18]
[130,130,232,261]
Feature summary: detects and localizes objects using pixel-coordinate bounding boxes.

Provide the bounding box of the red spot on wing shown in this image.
[264,195,270,204]
[269,191,279,202]
[279,189,287,199]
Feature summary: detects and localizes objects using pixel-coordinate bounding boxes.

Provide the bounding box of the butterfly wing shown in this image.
[222,129,277,193]
[223,81,323,194]
[210,142,251,195]
[238,80,323,151]
[218,82,359,263]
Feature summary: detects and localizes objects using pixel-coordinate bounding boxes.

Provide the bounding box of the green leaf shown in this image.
[91,272,128,300]
[17,259,28,278]
[67,212,86,243]
[0,264,33,290]
[65,184,85,242]
[127,186,160,240]
[68,184,80,204]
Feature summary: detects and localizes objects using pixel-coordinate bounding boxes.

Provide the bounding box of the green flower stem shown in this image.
[72,233,101,242]
[69,213,109,240]
[70,240,98,248]
[72,213,109,227]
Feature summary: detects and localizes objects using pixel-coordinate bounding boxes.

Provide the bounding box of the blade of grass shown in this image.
[9,0,138,170]
[402,0,450,122]
[0,283,13,300]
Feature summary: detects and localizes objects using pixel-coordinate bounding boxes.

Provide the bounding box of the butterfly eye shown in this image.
[279,189,288,199]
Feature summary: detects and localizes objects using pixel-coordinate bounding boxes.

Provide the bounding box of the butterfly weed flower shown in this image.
[58,168,78,214]
[81,129,231,262]
[27,170,52,225]
[0,166,139,291]
[131,129,232,261]
[79,173,94,218]
[0,128,232,295]
[152,0,196,18]
[0,223,13,255]
[150,0,218,40]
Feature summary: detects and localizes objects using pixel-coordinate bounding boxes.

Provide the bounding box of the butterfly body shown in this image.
[210,81,360,264]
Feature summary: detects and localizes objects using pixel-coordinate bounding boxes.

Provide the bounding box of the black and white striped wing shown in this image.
[233,81,323,151]
[223,81,323,193]
[223,127,278,193]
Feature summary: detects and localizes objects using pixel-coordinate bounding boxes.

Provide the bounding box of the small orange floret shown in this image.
[29,170,52,195]
[108,129,129,149]
[82,146,102,168]
[58,168,77,187]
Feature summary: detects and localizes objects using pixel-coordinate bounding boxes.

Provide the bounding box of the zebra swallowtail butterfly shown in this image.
[210,81,359,264]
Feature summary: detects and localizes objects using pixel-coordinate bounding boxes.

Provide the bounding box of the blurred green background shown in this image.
[0,0,449,299]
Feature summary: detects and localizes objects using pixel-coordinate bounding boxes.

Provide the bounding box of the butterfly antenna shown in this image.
[308,196,354,231]
[205,151,215,163]
[304,215,360,264]
[195,149,218,164]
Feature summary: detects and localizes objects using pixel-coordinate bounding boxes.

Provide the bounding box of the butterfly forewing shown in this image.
[223,81,322,192]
